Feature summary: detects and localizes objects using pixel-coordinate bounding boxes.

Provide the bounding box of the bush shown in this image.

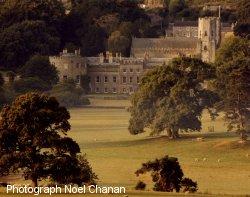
[135,181,146,190]
[49,80,90,107]
[135,155,198,193]
[181,178,198,193]
[13,77,50,93]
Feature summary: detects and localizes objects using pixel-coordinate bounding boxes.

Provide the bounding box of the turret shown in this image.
[198,16,221,63]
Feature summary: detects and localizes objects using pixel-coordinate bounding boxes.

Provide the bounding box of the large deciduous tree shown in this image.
[0,20,60,70]
[214,36,250,140]
[129,57,217,139]
[0,93,97,186]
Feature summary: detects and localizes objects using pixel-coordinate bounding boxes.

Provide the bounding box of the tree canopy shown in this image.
[0,20,60,70]
[129,57,217,139]
[0,0,65,31]
[234,0,250,39]
[20,55,59,87]
[0,93,97,186]
[135,155,197,192]
[214,36,250,140]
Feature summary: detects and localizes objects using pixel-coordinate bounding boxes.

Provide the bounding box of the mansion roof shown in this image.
[131,37,198,50]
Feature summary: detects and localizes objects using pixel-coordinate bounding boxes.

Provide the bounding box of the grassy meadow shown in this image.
[1,99,250,196]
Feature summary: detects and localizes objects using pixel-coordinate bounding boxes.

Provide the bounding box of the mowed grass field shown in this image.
[1,99,250,196]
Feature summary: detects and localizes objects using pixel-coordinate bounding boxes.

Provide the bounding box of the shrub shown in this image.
[13,77,50,93]
[135,181,146,190]
[49,80,90,107]
[181,178,198,193]
[136,155,197,193]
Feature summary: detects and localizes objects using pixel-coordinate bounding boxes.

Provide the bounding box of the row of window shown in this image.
[95,87,135,93]
[62,75,140,84]
[96,76,140,84]
[121,68,141,73]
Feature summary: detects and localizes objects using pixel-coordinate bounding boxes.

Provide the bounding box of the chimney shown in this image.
[100,53,104,63]
[63,49,68,54]
[109,52,113,63]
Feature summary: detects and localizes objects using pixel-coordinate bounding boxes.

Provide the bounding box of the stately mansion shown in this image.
[50,16,233,94]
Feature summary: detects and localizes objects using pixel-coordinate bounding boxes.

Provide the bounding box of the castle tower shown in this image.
[198,17,221,63]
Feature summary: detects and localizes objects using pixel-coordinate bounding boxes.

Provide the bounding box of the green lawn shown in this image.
[1,103,250,196]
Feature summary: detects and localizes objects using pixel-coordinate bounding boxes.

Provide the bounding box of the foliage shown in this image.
[135,180,146,190]
[0,20,60,70]
[0,73,6,107]
[5,71,16,85]
[80,25,107,56]
[21,55,59,87]
[63,0,150,56]
[234,0,250,39]
[49,80,90,107]
[135,155,197,193]
[108,31,131,56]
[0,0,65,33]
[214,36,250,140]
[169,0,186,17]
[0,93,97,186]
[181,178,198,193]
[129,57,217,139]
[13,77,51,94]
[80,75,91,94]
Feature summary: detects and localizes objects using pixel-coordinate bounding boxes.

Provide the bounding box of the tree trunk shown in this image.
[167,128,172,139]
[167,128,180,139]
[31,176,38,187]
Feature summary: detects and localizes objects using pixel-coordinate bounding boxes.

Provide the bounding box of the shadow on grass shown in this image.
[84,132,239,149]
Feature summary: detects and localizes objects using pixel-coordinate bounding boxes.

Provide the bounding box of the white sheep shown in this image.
[203,157,207,162]
[194,158,199,162]
[246,153,249,158]
[217,159,221,163]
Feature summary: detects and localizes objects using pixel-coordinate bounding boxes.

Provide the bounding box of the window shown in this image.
[204,46,207,51]
[63,75,68,80]
[64,64,68,70]
[96,76,100,83]
[96,87,100,93]
[137,76,140,84]
[136,69,140,73]
[122,76,126,84]
[76,75,80,83]
[123,88,127,93]
[123,68,126,73]
[76,63,80,68]
[129,77,133,83]
[130,68,133,73]
[113,76,117,83]
[104,87,108,93]
[113,88,117,93]
[104,76,108,83]
[204,31,207,36]
[129,87,133,93]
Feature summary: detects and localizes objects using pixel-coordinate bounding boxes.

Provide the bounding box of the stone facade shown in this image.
[166,21,198,38]
[51,51,145,94]
[49,49,87,84]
